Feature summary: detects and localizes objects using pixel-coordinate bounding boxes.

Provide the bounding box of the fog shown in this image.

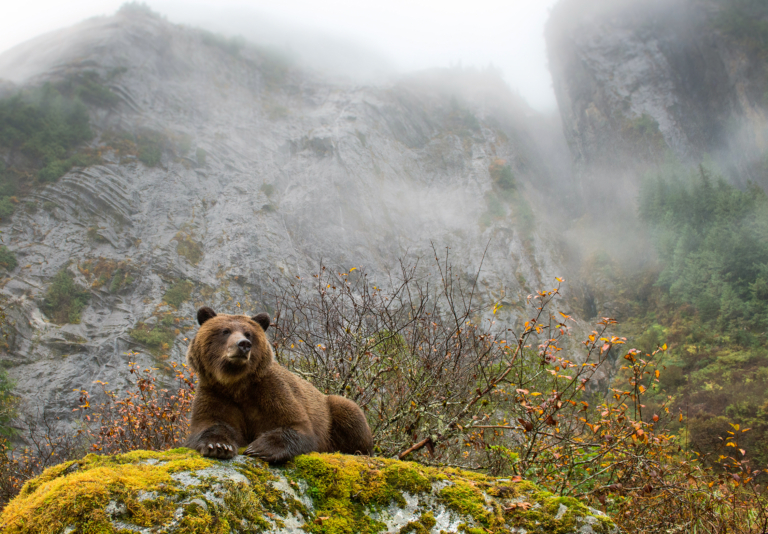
[1,0,559,112]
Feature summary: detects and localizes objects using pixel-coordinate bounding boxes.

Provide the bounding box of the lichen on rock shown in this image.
[0,450,617,533]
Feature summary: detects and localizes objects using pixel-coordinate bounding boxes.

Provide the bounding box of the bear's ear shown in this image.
[197,306,217,326]
[252,312,270,332]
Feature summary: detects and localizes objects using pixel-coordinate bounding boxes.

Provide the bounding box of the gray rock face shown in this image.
[547,0,768,185]
[0,7,575,424]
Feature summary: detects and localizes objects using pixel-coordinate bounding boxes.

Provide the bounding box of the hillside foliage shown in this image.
[0,72,119,220]
[631,164,768,468]
[1,257,767,531]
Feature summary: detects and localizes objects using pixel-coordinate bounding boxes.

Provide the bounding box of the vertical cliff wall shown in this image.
[547,0,768,187]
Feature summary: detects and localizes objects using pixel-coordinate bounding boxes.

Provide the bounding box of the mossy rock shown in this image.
[0,450,617,533]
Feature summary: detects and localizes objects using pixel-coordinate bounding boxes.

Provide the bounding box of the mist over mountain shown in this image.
[1,0,768,484]
[0,4,575,423]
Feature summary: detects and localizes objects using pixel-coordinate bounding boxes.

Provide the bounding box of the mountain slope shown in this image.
[0,5,574,422]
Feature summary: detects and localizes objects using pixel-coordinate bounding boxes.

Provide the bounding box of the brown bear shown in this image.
[184,306,373,462]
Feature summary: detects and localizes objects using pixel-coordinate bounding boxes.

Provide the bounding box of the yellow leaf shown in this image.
[655,369,660,378]
[662,343,667,351]
[555,277,564,283]
[349,267,357,271]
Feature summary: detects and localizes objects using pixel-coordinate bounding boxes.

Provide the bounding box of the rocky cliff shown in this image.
[0,5,575,424]
[547,0,768,187]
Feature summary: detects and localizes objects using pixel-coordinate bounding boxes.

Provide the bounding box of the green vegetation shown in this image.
[55,70,120,108]
[0,196,14,220]
[0,72,116,217]
[716,0,768,56]
[78,258,134,293]
[129,316,178,356]
[163,279,194,309]
[640,165,768,331]
[86,224,109,244]
[41,268,90,324]
[0,451,610,533]
[0,246,16,271]
[623,113,666,154]
[489,159,516,190]
[136,131,165,167]
[128,279,194,355]
[622,163,768,465]
[0,85,92,168]
[173,231,204,265]
[0,368,17,439]
[99,129,169,167]
[260,183,275,197]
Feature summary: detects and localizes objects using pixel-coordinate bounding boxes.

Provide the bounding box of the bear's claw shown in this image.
[243,443,269,460]
[200,442,236,459]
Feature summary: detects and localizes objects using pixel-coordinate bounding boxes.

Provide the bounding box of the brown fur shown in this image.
[184,307,373,462]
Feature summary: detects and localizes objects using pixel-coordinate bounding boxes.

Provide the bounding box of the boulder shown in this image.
[0,449,617,533]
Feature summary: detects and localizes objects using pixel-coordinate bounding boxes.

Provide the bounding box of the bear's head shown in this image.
[186,307,272,385]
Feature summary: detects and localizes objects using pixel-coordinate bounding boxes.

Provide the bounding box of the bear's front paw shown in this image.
[243,441,274,462]
[243,438,286,463]
[198,441,237,459]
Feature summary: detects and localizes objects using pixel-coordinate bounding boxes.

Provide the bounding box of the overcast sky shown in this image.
[1,0,560,111]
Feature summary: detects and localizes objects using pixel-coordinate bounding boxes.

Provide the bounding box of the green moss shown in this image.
[291,454,433,534]
[0,367,17,438]
[86,224,110,244]
[260,183,275,196]
[1,452,616,534]
[163,279,195,309]
[136,131,165,167]
[0,197,14,219]
[0,246,17,271]
[78,258,135,292]
[174,232,204,265]
[129,320,177,356]
[3,449,218,534]
[399,511,436,533]
[383,463,431,494]
[41,268,90,324]
[38,151,99,182]
[489,160,516,190]
[439,480,497,528]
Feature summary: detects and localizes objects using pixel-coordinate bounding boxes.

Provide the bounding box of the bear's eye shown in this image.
[222,329,231,336]
[244,332,252,339]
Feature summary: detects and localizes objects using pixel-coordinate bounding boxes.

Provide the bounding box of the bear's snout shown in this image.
[225,334,252,361]
[237,339,252,354]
